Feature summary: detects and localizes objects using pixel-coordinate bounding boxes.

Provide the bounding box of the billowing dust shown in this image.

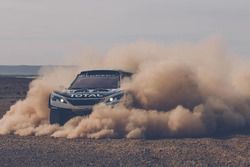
[0,38,250,139]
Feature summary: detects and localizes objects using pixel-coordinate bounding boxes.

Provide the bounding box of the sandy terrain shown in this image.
[0,77,249,167]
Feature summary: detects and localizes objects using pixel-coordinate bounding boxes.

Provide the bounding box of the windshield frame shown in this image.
[69,73,121,89]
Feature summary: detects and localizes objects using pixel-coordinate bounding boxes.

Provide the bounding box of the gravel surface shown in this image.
[0,77,249,167]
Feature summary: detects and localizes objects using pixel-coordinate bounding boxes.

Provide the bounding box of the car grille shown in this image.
[67,98,103,106]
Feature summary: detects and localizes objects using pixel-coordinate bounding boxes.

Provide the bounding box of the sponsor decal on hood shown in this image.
[55,88,122,99]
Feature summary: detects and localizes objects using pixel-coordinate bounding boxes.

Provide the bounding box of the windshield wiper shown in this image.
[70,87,85,90]
[94,88,110,91]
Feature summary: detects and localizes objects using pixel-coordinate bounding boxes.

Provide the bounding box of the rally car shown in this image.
[48,70,132,125]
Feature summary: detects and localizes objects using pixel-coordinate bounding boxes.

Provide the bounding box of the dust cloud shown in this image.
[0,37,250,138]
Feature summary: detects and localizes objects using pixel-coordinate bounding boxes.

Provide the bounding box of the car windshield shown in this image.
[70,74,120,89]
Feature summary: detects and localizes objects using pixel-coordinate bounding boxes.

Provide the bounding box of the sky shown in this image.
[0,0,249,65]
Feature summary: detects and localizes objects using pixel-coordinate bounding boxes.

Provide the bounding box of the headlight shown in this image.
[51,94,67,104]
[105,93,124,104]
[108,97,114,102]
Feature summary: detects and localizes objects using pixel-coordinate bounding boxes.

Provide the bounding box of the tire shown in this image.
[50,109,73,126]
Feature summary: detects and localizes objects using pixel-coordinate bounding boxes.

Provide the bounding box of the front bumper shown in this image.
[49,107,93,125]
[48,92,123,125]
[50,105,93,115]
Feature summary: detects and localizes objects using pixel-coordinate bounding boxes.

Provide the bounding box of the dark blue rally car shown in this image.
[48,70,132,125]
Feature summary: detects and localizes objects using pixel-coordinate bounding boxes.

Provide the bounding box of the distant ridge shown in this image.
[0,65,75,76]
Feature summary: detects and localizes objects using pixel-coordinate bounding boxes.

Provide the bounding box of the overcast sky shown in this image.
[0,0,249,65]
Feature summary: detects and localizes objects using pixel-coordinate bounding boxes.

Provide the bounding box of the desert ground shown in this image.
[0,77,249,167]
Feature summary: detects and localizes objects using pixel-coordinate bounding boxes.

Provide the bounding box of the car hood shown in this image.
[54,88,122,99]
